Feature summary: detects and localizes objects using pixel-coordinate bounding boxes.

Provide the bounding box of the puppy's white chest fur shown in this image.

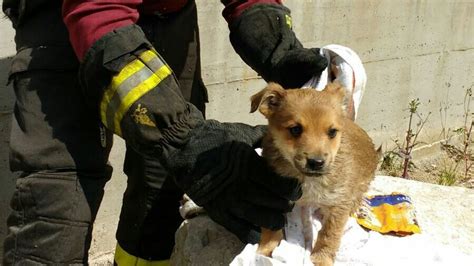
[297,175,346,207]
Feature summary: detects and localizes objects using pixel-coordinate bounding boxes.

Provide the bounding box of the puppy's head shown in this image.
[251,82,346,176]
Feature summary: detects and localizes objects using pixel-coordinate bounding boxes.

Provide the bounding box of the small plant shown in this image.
[398,99,431,178]
[459,87,473,181]
[380,139,416,177]
[380,100,429,179]
[380,150,403,176]
[440,86,473,182]
[437,162,459,186]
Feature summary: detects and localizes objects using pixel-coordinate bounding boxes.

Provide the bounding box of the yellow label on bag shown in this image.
[354,193,421,236]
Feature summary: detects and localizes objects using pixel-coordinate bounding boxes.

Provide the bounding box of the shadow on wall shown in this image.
[0,56,17,261]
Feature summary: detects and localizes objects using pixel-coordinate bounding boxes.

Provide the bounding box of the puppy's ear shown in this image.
[323,82,349,114]
[323,82,346,104]
[250,82,285,117]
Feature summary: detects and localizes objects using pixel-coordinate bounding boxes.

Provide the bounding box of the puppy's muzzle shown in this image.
[302,157,329,176]
[306,157,325,171]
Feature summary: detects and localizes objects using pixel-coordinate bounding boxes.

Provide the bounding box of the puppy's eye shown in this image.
[288,125,303,137]
[328,128,338,139]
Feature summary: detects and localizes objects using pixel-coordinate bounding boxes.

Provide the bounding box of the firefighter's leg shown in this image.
[2,70,113,265]
[115,151,183,263]
[114,0,207,263]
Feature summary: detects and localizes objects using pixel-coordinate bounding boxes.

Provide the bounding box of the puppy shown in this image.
[251,82,379,266]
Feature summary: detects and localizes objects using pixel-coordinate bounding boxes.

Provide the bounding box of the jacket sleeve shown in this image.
[61,0,201,152]
[221,0,282,23]
[62,0,142,60]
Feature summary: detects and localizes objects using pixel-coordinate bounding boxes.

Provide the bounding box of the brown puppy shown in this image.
[251,82,379,266]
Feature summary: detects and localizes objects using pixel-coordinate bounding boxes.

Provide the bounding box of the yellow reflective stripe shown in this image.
[99,49,169,135]
[113,64,172,135]
[100,59,148,128]
[285,14,292,29]
[139,49,158,62]
[114,243,170,266]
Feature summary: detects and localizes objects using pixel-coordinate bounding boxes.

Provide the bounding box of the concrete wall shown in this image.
[201,0,473,146]
[0,0,473,262]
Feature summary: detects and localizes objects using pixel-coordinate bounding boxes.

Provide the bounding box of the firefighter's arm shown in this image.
[62,0,301,243]
[221,0,328,88]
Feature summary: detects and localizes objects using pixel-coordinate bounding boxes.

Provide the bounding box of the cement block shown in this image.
[170,176,474,264]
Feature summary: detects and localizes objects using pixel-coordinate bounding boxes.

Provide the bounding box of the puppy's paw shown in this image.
[310,252,334,266]
[256,245,274,257]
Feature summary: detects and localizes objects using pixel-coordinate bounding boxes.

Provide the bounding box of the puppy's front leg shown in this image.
[301,206,315,252]
[311,207,349,266]
[257,228,284,257]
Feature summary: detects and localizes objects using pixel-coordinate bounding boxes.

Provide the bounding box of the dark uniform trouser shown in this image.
[2,0,206,264]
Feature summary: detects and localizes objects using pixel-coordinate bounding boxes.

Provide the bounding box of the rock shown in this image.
[170,216,245,265]
[170,176,474,265]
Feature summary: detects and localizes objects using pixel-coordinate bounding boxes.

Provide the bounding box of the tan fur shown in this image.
[251,82,379,265]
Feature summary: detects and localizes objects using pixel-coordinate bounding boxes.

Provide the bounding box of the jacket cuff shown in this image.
[79,24,152,111]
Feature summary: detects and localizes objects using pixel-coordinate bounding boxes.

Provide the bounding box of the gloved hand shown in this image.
[223,2,328,88]
[163,121,302,243]
[78,25,302,243]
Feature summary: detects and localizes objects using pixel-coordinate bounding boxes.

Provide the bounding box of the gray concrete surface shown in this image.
[0,0,472,263]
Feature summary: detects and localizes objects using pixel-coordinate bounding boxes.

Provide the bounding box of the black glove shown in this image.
[80,24,302,243]
[163,121,302,243]
[228,4,328,88]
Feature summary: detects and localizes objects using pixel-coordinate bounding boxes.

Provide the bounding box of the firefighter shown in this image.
[2,0,327,264]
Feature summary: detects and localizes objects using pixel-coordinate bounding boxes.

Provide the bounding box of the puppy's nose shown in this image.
[306,157,325,171]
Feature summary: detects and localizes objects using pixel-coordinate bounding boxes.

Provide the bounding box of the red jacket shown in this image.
[62,0,281,60]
